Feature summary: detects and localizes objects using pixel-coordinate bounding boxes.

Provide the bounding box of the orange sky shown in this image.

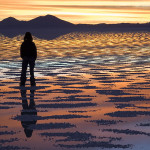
[0,0,150,24]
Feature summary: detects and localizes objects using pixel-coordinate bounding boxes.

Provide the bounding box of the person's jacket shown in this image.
[20,40,37,60]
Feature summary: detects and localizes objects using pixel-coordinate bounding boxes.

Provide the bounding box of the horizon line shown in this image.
[0,14,150,25]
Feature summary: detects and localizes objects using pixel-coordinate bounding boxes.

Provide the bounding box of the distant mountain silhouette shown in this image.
[0,17,25,28]
[0,15,74,29]
[0,14,150,39]
[1,17,19,24]
[1,14,150,30]
[28,15,74,27]
[0,15,76,39]
[76,22,150,32]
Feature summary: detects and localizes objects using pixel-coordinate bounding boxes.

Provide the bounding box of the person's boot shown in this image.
[30,77,36,86]
[20,81,25,86]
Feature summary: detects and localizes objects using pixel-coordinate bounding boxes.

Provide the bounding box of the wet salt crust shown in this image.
[1,32,150,150]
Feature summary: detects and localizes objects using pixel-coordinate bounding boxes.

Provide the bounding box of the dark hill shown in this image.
[28,15,74,27]
[0,15,150,39]
[0,15,74,29]
[1,17,19,23]
[0,17,26,28]
[0,17,20,26]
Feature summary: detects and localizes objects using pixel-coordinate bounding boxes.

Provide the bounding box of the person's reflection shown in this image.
[20,89,37,138]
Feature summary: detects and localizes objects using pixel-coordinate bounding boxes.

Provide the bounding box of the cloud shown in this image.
[30,4,150,11]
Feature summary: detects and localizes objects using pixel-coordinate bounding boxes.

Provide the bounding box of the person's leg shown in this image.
[29,58,36,86]
[20,58,28,86]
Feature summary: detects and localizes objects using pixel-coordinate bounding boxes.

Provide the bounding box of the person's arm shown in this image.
[33,43,37,60]
[20,43,24,59]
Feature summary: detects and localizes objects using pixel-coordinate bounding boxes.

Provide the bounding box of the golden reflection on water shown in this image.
[0,32,150,59]
[1,32,150,149]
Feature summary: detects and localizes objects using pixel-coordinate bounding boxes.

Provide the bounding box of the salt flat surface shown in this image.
[1,32,150,150]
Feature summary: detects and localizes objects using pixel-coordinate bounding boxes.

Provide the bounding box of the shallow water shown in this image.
[1,32,150,59]
[1,32,150,150]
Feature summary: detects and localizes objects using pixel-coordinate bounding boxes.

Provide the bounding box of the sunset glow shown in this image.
[0,0,150,24]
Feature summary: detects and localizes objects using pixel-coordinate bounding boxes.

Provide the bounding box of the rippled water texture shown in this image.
[1,32,150,150]
[1,32,150,59]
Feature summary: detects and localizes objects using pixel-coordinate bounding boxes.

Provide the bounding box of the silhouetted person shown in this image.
[20,32,37,86]
[20,89,37,138]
